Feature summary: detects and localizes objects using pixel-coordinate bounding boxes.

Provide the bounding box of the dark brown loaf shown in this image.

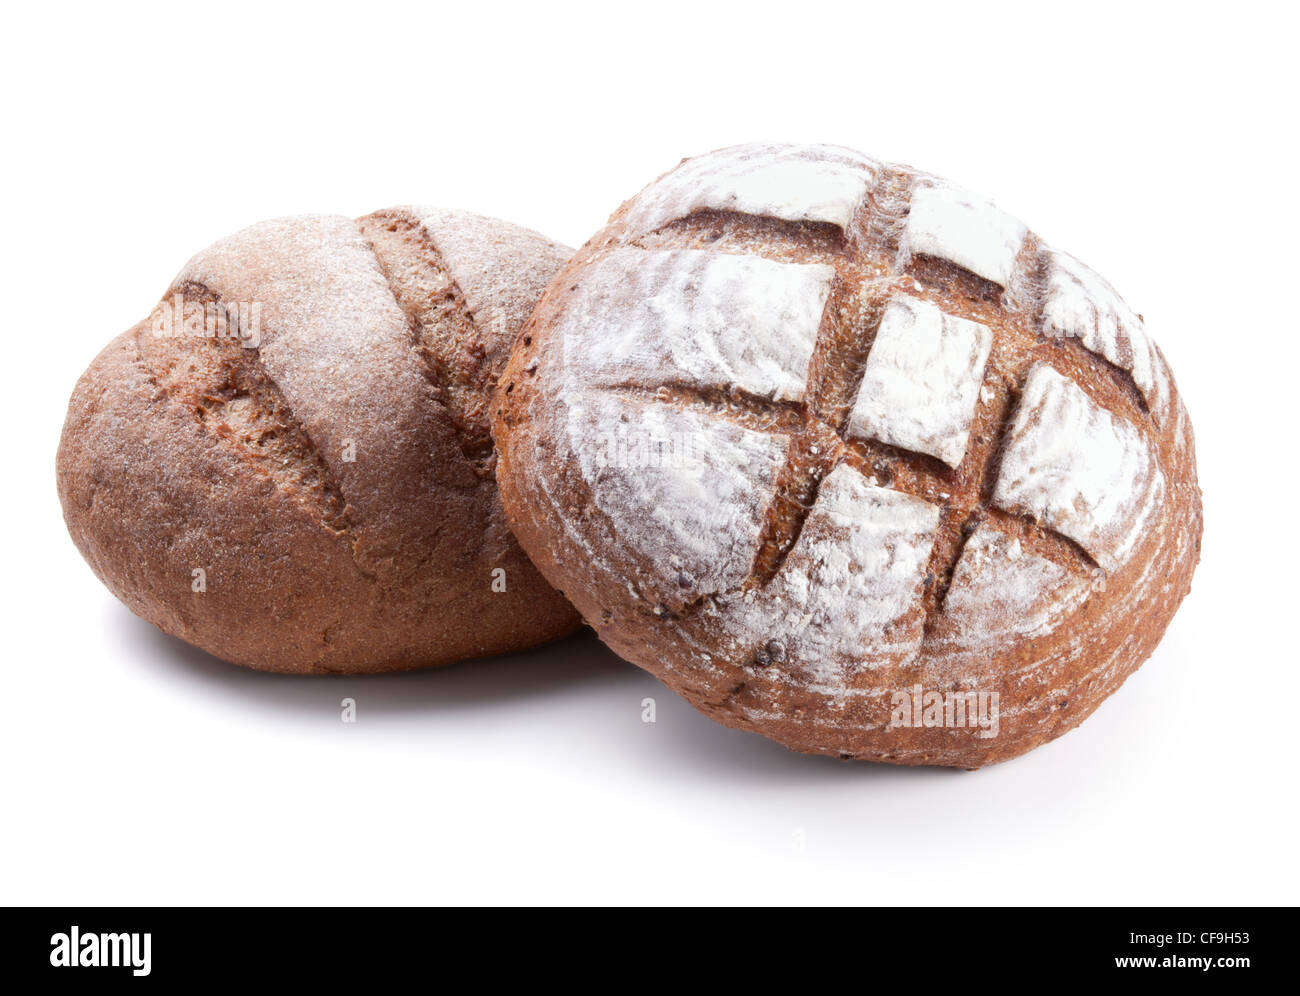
[493,143,1203,767]
[58,207,581,673]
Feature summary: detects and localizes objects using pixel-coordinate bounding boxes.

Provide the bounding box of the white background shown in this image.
[2,1,1294,905]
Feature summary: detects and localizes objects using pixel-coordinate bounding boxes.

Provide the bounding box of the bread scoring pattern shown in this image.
[550,143,1172,676]
[61,207,580,673]
[496,142,1202,762]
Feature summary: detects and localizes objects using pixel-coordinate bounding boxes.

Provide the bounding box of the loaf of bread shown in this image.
[59,207,581,673]
[494,143,1203,766]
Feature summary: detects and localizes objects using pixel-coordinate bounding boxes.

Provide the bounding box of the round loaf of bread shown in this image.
[494,143,1203,766]
[59,207,581,673]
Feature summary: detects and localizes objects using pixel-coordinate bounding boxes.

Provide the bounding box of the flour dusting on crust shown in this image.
[992,364,1164,572]
[565,391,786,602]
[406,205,570,340]
[725,464,939,689]
[902,181,1028,286]
[559,248,832,402]
[847,294,992,467]
[937,524,1092,649]
[621,143,879,238]
[1040,248,1168,414]
[173,214,449,541]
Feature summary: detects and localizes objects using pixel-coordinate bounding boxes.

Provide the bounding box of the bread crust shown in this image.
[58,207,581,673]
[494,144,1202,766]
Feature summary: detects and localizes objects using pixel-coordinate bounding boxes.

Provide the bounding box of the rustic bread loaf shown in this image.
[494,143,1202,766]
[59,207,581,673]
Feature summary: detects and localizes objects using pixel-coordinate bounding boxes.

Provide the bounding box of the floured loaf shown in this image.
[493,143,1202,767]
